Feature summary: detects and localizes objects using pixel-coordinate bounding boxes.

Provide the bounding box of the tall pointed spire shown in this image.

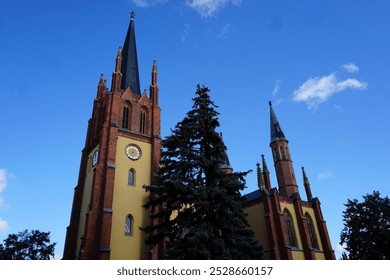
[269,101,286,143]
[219,133,233,174]
[121,11,141,94]
[269,102,298,197]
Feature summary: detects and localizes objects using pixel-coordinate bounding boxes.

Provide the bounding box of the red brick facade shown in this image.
[63,45,161,259]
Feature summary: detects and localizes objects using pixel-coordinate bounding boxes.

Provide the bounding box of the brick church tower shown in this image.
[63,12,161,259]
[242,102,335,260]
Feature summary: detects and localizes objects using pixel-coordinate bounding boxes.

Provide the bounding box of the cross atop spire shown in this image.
[130,11,136,20]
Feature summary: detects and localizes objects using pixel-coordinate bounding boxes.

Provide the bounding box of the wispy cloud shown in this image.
[0,169,7,207]
[0,169,10,233]
[318,170,334,180]
[341,63,359,73]
[181,24,190,43]
[187,0,241,18]
[216,23,234,39]
[293,64,367,109]
[272,80,281,96]
[0,218,8,233]
[131,0,168,8]
[0,169,6,193]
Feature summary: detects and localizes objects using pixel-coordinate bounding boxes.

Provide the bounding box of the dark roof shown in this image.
[242,189,262,204]
[121,14,141,94]
[269,101,287,142]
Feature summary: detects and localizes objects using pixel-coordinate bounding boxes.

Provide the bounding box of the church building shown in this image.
[63,13,335,260]
[242,102,335,260]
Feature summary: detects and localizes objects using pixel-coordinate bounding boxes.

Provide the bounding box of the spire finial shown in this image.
[261,154,268,171]
[257,162,265,190]
[302,167,309,182]
[130,11,136,20]
[269,100,272,107]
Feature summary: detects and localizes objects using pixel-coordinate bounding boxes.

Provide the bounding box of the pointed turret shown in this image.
[302,167,313,202]
[121,11,141,94]
[256,162,265,190]
[261,154,272,191]
[268,102,298,197]
[150,60,159,105]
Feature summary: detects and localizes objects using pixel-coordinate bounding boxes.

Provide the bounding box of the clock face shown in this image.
[125,145,141,160]
[92,150,99,167]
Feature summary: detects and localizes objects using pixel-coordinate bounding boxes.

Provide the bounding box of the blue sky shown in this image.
[1,0,389,259]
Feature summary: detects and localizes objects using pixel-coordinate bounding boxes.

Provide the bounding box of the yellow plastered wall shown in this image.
[244,203,269,256]
[109,136,151,260]
[76,146,98,257]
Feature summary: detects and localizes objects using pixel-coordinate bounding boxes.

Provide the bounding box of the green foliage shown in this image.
[340,190,390,260]
[0,229,56,260]
[142,85,263,259]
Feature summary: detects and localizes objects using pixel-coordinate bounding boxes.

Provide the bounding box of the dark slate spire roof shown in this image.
[121,11,141,94]
[269,101,287,142]
[219,133,232,171]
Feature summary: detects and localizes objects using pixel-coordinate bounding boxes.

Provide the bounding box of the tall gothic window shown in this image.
[128,169,135,186]
[273,147,279,162]
[140,109,146,134]
[122,106,129,129]
[305,213,319,249]
[125,215,133,236]
[283,209,297,247]
[280,145,286,160]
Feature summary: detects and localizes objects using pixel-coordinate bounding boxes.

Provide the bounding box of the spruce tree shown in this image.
[143,85,263,259]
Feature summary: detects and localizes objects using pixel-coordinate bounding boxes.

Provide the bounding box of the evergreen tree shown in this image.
[143,85,263,259]
[340,190,390,260]
[0,229,56,260]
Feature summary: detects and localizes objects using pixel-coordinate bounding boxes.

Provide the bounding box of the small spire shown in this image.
[117,46,123,56]
[261,154,268,171]
[302,166,308,182]
[302,166,313,202]
[257,162,265,190]
[99,73,104,84]
[151,60,157,86]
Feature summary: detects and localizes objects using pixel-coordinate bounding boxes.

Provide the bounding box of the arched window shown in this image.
[140,109,146,134]
[283,209,297,247]
[125,215,133,236]
[128,169,135,186]
[122,106,129,129]
[280,145,286,160]
[305,213,319,249]
[273,147,279,162]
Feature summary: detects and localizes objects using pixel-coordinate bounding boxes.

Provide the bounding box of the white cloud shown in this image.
[272,80,281,96]
[187,0,241,18]
[131,0,167,8]
[181,24,190,43]
[317,170,334,180]
[0,169,6,193]
[216,23,233,39]
[342,63,359,73]
[0,218,8,233]
[293,68,367,109]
